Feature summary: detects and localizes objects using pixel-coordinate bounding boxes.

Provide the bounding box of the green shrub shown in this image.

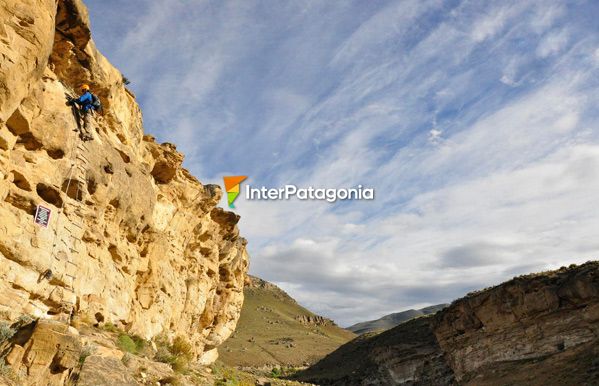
[154,335,193,373]
[171,336,193,359]
[117,334,137,353]
[270,366,282,378]
[0,322,16,343]
[0,362,12,376]
[16,314,34,325]
[0,361,19,383]
[155,348,176,365]
[116,333,146,354]
[171,355,189,373]
[132,335,146,352]
[79,344,95,364]
[103,322,119,333]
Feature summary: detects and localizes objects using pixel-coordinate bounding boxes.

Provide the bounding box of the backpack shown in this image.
[91,93,102,112]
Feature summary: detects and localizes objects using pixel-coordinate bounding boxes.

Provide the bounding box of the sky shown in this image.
[86,0,599,326]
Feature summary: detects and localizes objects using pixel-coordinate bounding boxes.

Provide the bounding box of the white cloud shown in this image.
[428,129,443,143]
[530,4,565,34]
[593,48,599,65]
[253,143,599,325]
[470,8,510,43]
[331,0,441,67]
[537,29,570,58]
[86,0,599,326]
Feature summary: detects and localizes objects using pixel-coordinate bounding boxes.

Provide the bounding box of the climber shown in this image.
[67,84,99,141]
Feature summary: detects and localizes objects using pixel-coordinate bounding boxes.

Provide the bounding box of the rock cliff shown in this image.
[296,261,599,385]
[0,0,248,373]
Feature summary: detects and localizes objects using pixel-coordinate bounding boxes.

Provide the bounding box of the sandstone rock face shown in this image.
[77,356,139,386]
[3,320,82,386]
[295,314,334,327]
[296,262,599,385]
[434,261,599,382]
[0,0,248,366]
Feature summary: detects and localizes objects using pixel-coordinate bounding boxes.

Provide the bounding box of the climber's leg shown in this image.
[81,110,94,141]
[72,105,83,131]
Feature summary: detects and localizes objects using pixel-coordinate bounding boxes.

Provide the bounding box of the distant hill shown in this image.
[347,304,448,334]
[219,276,356,367]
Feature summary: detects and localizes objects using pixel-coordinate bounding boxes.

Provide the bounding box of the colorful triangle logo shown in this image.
[223,176,247,208]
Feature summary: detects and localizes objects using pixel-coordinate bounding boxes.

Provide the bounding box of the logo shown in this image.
[223,176,248,208]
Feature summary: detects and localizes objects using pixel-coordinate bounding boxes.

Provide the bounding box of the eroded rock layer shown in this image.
[296,262,599,385]
[0,0,248,365]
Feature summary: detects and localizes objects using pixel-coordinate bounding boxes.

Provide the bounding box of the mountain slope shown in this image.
[295,261,599,385]
[347,304,448,335]
[219,276,356,368]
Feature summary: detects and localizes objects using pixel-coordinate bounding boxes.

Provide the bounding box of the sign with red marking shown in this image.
[34,205,51,227]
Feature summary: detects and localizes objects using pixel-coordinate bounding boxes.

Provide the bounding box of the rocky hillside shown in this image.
[219,276,355,369]
[347,304,448,335]
[295,261,599,385]
[0,0,248,382]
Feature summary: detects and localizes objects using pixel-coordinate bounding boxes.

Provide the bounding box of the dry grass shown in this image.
[154,335,193,373]
[219,283,355,368]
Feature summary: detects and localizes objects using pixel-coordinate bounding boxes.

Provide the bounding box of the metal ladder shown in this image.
[48,139,91,322]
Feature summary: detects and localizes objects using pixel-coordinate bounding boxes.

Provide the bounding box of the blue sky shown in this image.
[86,0,599,326]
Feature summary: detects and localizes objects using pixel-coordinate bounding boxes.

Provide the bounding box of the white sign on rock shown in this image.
[34,205,51,227]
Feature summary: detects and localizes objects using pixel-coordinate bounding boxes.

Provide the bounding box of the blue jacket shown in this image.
[75,91,94,111]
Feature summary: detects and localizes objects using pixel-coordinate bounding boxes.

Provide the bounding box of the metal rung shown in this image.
[77,154,90,163]
[71,201,85,208]
[69,200,84,206]
[69,248,79,254]
[70,222,84,229]
[66,260,78,267]
[64,273,76,278]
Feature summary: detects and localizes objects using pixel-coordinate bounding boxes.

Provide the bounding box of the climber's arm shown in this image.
[74,92,92,106]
